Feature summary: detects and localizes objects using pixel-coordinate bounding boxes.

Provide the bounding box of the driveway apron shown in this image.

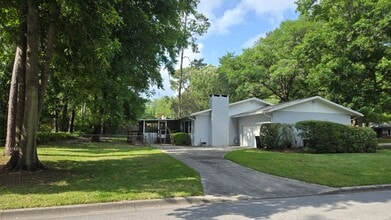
[157,146,333,199]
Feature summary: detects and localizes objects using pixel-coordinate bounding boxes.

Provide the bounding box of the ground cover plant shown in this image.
[0,140,202,210]
[225,149,391,187]
[379,138,391,144]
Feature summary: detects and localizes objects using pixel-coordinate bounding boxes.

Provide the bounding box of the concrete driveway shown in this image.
[157,145,333,199]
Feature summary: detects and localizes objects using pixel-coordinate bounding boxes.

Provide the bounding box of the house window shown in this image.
[181,121,192,133]
[145,122,158,132]
[388,129,391,136]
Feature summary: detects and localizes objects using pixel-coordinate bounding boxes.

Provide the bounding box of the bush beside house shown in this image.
[258,120,377,153]
[296,121,377,153]
[259,123,296,149]
[171,132,191,145]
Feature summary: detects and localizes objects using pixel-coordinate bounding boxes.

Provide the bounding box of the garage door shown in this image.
[241,124,260,147]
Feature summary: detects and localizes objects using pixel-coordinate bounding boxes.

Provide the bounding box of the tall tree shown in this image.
[3,2,26,156]
[188,65,228,109]
[176,5,209,117]
[2,0,204,170]
[219,20,315,103]
[296,0,391,122]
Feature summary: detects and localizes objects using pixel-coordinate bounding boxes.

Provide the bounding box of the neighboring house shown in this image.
[138,95,363,147]
[372,123,391,138]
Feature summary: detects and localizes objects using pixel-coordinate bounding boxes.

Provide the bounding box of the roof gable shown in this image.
[233,96,363,118]
[191,97,271,117]
[229,97,272,107]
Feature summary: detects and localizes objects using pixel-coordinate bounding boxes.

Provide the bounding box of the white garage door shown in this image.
[241,124,260,147]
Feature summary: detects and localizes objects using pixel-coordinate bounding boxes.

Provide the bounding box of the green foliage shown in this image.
[169,64,229,117]
[1,0,207,138]
[259,123,296,149]
[296,120,377,153]
[347,127,378,153]
[37,132,81,144]
[143,96,174,119]
[218,20,315,103]
[259,124,279,149]
[212,0,391,123]
[171,132,190,145]
[295,0,391,122]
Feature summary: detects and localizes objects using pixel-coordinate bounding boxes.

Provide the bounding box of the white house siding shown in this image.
[241,124,260,147]
[193,114,210,146]
[238,114,271,147]
[228,99,269,146]
[229,100,268,116]
[272,111,351,125]
[229,118,239,145]
[281,99,352,115]
[210,95,230,146]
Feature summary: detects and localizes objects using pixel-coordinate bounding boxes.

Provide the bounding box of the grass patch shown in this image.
[379,138,391,143]
[0,141,202,210]
[225,149,391,187]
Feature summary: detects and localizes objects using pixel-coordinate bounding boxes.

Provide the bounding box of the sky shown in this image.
[150,0,299,98]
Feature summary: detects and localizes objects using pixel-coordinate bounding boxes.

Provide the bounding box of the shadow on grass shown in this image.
[0,145,202,208]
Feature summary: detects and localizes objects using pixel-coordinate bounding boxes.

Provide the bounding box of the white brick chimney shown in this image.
[210,95,229,146]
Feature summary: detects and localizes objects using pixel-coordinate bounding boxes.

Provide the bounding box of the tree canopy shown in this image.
[1,0,205,170]
[216,0,390,122]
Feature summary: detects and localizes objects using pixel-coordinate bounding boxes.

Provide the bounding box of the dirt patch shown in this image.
[0,162,70,188]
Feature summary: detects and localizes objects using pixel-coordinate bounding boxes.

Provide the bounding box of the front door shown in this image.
[158,121,167,144]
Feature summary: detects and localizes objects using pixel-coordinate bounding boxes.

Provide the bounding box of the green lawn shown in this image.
[0,141,202,210]
[225,149,391,187]
[379,138,391,143]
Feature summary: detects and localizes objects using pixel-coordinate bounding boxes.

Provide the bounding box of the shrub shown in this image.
[259,123,296,149]
[259,124,279,149]
[344,127,377,153]
[37,132,80,144]
[171,132,190,145]
[296,120,377,153]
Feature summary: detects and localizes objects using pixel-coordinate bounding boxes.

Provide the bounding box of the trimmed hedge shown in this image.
[259,123,296,149]
[171,132,190,145]
[37,132,80,144]
[296,120,377,153]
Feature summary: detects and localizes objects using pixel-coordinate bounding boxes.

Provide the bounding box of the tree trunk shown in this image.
[5,49,22,156]
[60,101,68,131]
[178,46,184,118]
[54,109,59,132]
[68,108,75,133]
[7,1,43,171]
[4,1,27,156]
[38,20,56,116]
[91,124,101,142]
[23,0,41,170]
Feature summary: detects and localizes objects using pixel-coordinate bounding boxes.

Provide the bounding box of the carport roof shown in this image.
[232,96,364,118]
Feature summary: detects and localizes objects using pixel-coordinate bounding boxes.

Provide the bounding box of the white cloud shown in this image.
[197,0,223,21]
[242,33,266,48]
[214,7,247,34]
[200,0,296,34]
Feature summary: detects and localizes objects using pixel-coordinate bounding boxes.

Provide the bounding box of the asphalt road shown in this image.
[158,145,333,198]
[3,190,391,219]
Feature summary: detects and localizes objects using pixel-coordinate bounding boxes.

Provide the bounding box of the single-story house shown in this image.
[138,95,363,147]
[371,123,391,138]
